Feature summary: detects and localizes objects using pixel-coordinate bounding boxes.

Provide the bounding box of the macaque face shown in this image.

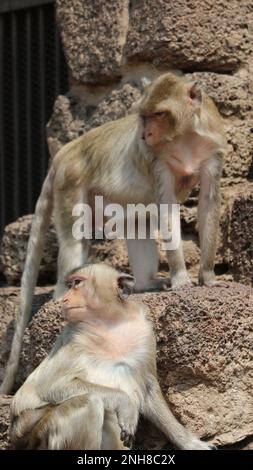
[62,268,106,322]
[62,265,135,323]
[62,274,94,322]
[142,111,175,147]
[140,77,201,152]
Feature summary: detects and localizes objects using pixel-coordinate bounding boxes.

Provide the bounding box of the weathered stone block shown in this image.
[125,0,251,72]
[56,0,129,84]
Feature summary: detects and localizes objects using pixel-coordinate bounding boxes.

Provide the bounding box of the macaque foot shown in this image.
[202,280,228,288]
[170,271,193,290]
[183,437,217,450]
[117,399,138,448]
[149,277,170,291]
[120,426,134,448]
[135,277,169,293]
[199,270,229,288]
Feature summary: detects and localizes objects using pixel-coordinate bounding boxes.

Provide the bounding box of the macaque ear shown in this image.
[117,274,135,300]
[141,76,152,90]
[188,82,202,104]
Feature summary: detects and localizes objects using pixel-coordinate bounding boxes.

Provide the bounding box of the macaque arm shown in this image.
[143,376,212,450]
[198,154,223,286]
[44,377,138,443]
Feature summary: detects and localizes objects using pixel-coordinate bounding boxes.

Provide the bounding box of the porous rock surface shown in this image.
[0,286,52,387]
[47,83,141,150]
[0,286,53,450]
[125,0,251,73]
[0,216,58,285]
[56,0,252,83]
[56,0,129,84]
[220,182,253,286]
[0,398,11,450]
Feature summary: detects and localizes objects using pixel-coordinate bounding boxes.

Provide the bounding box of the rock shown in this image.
[0,286,53,390]
[46,83,141,150]
[187,70,250,119]
[219,182,253,286]
[56,0,129,84]
[0,398,11,450]
[144,285,253,446]
[125,0,251,72]
[47,94,87,149]
[223,118,253,185]
[0,215,58,285]
[0,287,20,384]
[17,283,253,447]
[87,84,141,130]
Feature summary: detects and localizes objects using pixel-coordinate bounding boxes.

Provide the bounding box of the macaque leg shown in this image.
[56,379,139,446]
[11,396,104,450]
[43,378,139,445]
[127,238,168,292]
[158,175,191,289]
[54,188,90,299]
[166,243,192,289]
[47,395,104,450]
[198,157,225,287]
[143,379,214,450]
[10,407,50,449]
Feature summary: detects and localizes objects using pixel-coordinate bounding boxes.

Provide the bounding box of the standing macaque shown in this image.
[0,72,227,394]
[10,264,215,450]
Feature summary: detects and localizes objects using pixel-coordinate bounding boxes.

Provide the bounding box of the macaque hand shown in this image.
[116,396,139,447]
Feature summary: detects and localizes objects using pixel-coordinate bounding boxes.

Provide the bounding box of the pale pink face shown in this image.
[143,112,171,147]
[139,80,214,181]
[62,274,100,322]
[62,267,135,323]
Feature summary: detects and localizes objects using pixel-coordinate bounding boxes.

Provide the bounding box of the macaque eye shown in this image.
[154,111,166,118]
[72,278,83,288]
[66,278,84,289]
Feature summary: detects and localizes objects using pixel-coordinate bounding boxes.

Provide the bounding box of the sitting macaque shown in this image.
[10,264,215,450]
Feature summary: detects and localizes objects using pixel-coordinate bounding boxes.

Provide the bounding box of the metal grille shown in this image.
[0,1,68,234]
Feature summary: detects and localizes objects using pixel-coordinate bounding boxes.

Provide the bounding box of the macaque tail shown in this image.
[0,166,55,394]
